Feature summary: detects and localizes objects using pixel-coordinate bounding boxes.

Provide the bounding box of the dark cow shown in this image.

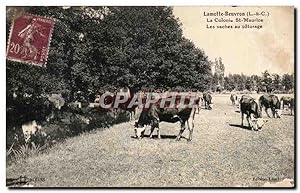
[240,95,267,131]
[280,96,294,115]
[230,94,238,105]
[203,92,212,110]
[259,94,282,118]
[134,96,197,141]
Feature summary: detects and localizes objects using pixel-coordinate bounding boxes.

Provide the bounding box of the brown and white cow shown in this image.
[259,94,282,118]
[134,95,198,141]
[240,95,268,131]
[203,92,212,110]
[280,96,294,115]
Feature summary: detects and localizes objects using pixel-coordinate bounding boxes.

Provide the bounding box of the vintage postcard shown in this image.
[6,6,295,188]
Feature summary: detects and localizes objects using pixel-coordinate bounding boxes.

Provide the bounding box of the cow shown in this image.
[21,120,46,143]
[240,95,268,131]
[195,94,202,114]
[259,94,282,118]
[230,94,238,105]
[280,96,294,115]
[134,95,197,141]
[203,92,212,110]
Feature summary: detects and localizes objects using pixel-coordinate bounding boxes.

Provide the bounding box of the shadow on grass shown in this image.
[131,134,188,140]
[282,113,294,116]
[229,124,252,131]
[201,108,213,111]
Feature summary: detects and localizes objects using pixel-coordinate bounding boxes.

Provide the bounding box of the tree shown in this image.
[250,75,262,93]
[93,6,211,91]
[261,70,273,93]
[272,74,281,91]
[224,74,235,91]
[245,76,254,91]
[281,73,294,92]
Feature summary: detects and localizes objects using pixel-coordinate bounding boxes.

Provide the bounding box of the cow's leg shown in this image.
[187,120,194,141]
[271,108,276,118]
[176,122,186,141]
[241,112,244,126]
[196,105,200,114]
[265,108,271,118]
[149,119,159,138]
[131,108,136,120]
[246,115,253,130]
[149,124,155,138]
[130,111,134,120]
[157,125,161,139]
[154,119,160,139]
[141,129,145,138]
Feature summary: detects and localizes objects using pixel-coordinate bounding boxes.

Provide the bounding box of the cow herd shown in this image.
[19,87,294,144]
[133,91,294,141]
[232,93,294,131]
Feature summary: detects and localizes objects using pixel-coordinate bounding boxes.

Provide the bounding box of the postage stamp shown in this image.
[6,14,54,67]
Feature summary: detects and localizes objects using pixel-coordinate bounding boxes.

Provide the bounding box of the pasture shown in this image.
[6,94,294,187]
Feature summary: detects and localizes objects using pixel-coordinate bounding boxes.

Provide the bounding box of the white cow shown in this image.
[21,120,44,143]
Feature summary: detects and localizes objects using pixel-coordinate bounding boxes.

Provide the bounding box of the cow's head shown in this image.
[275,109,283,118]
[134,122,146,139]
[251,118,268,130]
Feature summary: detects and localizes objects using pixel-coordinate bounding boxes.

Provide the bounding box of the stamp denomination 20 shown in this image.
[6,14,54,67]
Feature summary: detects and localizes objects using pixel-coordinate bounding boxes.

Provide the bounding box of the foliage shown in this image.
[211,57,225,92]
[7,143,42,164]
[222,70,294,93]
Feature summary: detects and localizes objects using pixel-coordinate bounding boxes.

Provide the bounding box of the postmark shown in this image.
[6,14,54,67]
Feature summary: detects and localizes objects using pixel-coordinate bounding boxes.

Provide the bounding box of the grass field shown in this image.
[6,94,295,187]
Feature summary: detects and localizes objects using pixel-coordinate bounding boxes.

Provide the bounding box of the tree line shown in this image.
[210,58,294,93]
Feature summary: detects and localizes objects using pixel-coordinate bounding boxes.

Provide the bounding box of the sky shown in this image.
[173,6,294,75]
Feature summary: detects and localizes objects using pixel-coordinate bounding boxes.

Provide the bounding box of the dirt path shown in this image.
[6,95,294,187]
